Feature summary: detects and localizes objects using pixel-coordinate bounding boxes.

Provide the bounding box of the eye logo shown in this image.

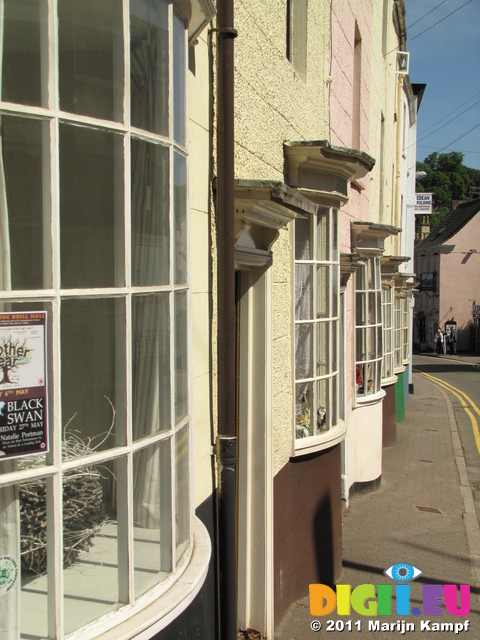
[384,563,423,582]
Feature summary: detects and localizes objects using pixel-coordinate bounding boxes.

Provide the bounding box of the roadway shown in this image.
[412,352,480,528]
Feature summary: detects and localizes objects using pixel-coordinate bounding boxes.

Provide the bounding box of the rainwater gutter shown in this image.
[215,0,238,638]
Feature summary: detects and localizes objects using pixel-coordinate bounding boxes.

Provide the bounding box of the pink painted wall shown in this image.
[330,0,374,407]
[438,217,480,351]
[330,0,373,252]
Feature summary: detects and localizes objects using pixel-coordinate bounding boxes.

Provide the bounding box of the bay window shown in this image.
[382,285,394,381]
[294,207,340,448]
[355,257,382,398]
[0,1,204,637]
[394,296,404,370]
[403,295,410,363]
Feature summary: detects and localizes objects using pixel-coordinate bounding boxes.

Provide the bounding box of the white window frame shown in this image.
[287,0,308,79]
[355,256,383,402]
[402,294,410,363]
[394,295,405,372]
[0,2,206,638]
[381,284,395,383]
[293,206,345,455]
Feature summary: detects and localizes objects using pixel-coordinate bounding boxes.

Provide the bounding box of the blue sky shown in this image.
[403,0,480,170]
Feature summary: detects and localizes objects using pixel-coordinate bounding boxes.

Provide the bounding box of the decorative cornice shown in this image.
[284,140,376,206]
[188,0,216,42]
[351,222,400,255]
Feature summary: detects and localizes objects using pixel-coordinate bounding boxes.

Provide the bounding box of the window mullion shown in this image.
[48,0,64,634]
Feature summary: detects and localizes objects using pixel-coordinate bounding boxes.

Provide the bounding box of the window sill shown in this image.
[381,374,398,387]
[72,516,211,640]
[354,389,386,408]
[394,365,406,375]
[292,421,347,457]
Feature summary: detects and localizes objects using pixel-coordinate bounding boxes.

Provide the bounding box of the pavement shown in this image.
[276,365,480,639]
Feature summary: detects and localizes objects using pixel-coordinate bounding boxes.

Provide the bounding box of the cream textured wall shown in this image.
[234,0,331,180]
[368,0,399,242]
[189,31,214,509]
[233,0,331,475]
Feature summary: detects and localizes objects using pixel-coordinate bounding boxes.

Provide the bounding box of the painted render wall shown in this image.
[233,0,331,475]
[189,31,215,509]
[330,0,374,418]
[439,222,480,350]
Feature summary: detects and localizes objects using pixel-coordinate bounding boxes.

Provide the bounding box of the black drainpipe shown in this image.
[216,0,238,639]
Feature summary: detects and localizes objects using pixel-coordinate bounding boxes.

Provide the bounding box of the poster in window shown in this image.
[0,312,48,460]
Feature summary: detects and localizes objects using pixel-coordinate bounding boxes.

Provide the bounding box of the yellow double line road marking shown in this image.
[417,371,480,457]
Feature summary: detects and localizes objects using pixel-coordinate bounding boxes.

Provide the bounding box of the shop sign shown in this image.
[415,193,433,214]
[0,312,48,461]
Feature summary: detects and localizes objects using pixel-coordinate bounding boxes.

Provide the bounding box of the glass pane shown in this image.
[356,292,365,326]
[357,264,366,290]
[295,217,311,261]
[332,264,339,317]
[131,139,170,286]
[331,374,338,428]
[316,208,329,261]
[174,152,188,285]
[331,320,338,373]
[316,378,328,434]
[376,361,382,393]
[60,124,124,289]
[356,363,365,395]
[376,291,383,324]
[133,294,170,439]
[63,459,122,634]
[295,265,313,320]
[173,14,186,146]
[175,291,188,424]
[175,424,190,559]
[367,258,374,289]
[295,323,313,380]
[2,0,45,107]
[59,0,124,121]
[316,265,329,318]
[0,477,30,637]
[317,321,328,377]
[368,292,376,325]
[356,327,366,361]
[364,363,374,395]
[133,440,172,598]
[332,209,338,261]
[295,382,313,439]
[1,116,50,290]
[61,297,126,453]
[377,325,383,358]
[130,0,169,135]
[367,326,376,360]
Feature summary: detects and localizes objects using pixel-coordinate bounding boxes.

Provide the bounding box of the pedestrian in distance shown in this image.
[449,326,457,355]
[435,329,443,354]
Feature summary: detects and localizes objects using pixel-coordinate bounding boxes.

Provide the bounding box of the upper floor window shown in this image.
[287,0,307,79]
[294,207,339,448]
[355,257,382,398]
[0,1,193,637]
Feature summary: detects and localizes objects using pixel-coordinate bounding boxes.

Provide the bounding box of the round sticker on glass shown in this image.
[0,556,18,595]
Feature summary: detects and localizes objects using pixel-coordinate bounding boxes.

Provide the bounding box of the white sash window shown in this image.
[0,1,195,637]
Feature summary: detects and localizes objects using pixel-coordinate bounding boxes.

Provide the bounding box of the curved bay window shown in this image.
[294,207,340,449]
[382,285,394,381]
[0,1,199,638]
[394,296,404,370]
[355,257,382,398]
[403,294,410,363]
